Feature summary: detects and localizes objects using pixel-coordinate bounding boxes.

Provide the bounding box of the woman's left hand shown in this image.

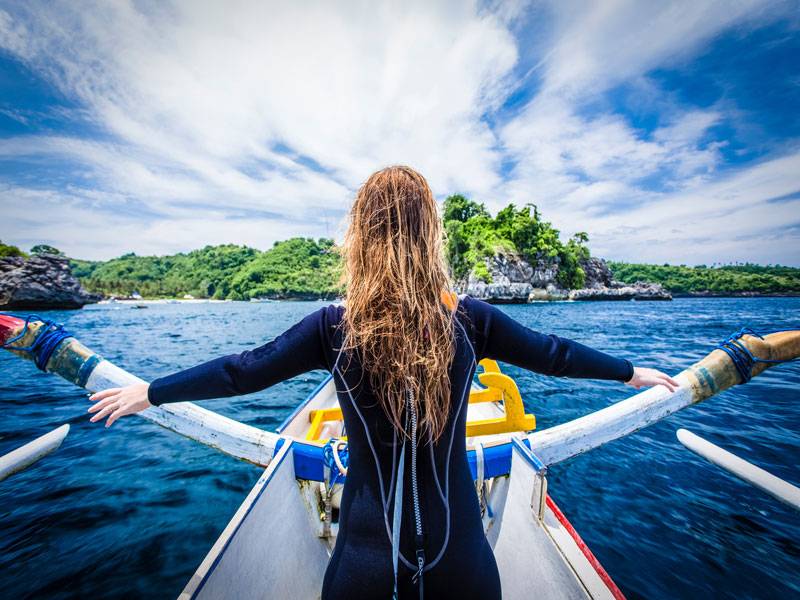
[88,383,152,428]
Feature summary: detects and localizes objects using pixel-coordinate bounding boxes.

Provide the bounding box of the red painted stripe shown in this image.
[546,495,626,600]
[0,315,25,344]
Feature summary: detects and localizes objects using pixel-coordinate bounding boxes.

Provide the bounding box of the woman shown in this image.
[88,166,677,600]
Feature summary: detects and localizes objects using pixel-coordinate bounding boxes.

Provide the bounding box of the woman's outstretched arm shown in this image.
[462,296,678,391]
[87,307,330,427]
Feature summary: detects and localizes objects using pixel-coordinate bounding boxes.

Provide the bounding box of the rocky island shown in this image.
[444,195,671,303]
[0,252,101,310]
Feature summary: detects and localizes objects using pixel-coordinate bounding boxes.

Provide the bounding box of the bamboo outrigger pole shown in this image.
[528,329,800,466]
[677,428,800,512]
[0,315,280,466]
[0,424,70,481]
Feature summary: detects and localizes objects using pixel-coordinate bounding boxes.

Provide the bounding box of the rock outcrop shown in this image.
[455,251,671,302]
[567,281,671,301]
[569,256,671,301]
[0,254,101,310]
[457,253,539,303]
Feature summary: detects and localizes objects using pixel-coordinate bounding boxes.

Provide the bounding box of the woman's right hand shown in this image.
[88,383,152,428]
[625,366,679,393]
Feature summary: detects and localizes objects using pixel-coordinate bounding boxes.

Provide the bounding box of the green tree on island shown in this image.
[72,240,341,300]
[608,262,800,296]
[72,244,259,299]
[442,194,590,288]
[0,240,25,258]
[229,238,341,300]
[30,244,64,256]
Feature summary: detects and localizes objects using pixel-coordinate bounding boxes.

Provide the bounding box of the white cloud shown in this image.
[0,0,798,265]
[499,95,723,215]
[587,151,800,265]
[0,183,337,259]
[0,0,518,257]
[534,0,770,98]
[0,0,517,191]
[497,0,798,264]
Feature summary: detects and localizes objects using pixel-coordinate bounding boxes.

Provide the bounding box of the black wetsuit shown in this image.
[148,296,633,600]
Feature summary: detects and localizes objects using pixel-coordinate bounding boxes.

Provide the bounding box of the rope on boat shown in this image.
[716,327,799,384]
[320,438,349,539]
[322,438,349,485]
[0,315,73,371]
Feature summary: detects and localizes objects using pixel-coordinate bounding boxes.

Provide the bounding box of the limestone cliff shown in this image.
[454,251,671,302]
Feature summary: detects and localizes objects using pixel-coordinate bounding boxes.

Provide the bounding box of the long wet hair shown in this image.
[341,165,456,442]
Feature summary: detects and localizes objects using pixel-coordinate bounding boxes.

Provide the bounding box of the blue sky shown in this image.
[0,1,798,265]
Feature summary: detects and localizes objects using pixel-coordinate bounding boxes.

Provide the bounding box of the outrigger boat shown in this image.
[1,314,798,599]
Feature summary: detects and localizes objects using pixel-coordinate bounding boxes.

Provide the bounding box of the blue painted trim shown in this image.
[292,440,326,481]
[276,374,332,433]
[190,441,294,599]
[292,438,521,483]
[280,374,525,483]
[76,354,101,388]
[511,437,546,472]
[466,441,515,480]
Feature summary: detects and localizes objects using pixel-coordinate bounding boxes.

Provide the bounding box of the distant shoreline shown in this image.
[3,241,797,309]
[94,293,799,305]
[673,292,800,298]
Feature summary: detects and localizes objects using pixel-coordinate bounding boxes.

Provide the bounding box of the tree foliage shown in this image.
[442,195,590,288]
[0,240,25,258]
[71,240,341,300]
[229,238,341,300]
[608,262,800,295]
[30,244,64,255]
[75,244,258,298]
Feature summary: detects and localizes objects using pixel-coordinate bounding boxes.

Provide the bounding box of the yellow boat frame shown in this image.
[305,359,536,442]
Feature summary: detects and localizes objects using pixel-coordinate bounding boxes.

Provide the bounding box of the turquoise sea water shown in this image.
[0,298,798,599]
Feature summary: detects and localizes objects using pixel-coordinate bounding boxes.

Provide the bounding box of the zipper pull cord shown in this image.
[407,389,426,597]
[413,548,425,599]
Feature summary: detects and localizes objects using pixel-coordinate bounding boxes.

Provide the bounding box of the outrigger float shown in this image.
[1,314,798,599]
[0,423,69,482]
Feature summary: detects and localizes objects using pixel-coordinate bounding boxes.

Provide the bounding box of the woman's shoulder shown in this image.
[454,294,488,333]
[457,294,493,320]
[322,303,347,340]
[318,302,345,327]
[290,303,344,340]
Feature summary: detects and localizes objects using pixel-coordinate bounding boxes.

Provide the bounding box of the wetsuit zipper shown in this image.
[406,389,426,597]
